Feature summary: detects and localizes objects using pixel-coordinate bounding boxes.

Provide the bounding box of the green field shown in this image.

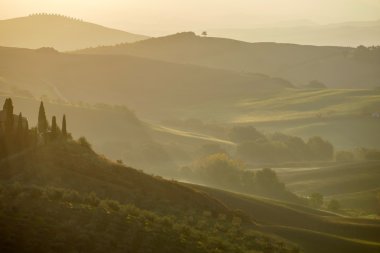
[151,88,380,150]
[189,184,380,253]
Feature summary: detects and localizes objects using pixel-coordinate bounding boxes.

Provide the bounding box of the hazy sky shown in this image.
[1,0,380,35]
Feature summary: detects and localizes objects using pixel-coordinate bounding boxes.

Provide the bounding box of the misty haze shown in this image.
[1,1,380,253]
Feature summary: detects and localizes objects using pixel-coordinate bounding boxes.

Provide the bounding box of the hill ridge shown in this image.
[0,15,149,51]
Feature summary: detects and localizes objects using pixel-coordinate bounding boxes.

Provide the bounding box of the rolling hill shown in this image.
[1,140,379,253]
[0,95,161,171]
[192,185,380,253]
[0,14,148,51]
[275,161,380,214]
[77,32,380,88]
[0,140,301,253]
[0,46,290,117]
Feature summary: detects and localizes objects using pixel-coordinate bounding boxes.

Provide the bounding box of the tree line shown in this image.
[0,98,70,159]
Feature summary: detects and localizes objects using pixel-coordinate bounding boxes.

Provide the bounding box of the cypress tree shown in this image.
[23,120,29,147]
[17,113,23,149]
[38,101,48,134]
[51,116,57,139]
[17,113,23,132]
[62,114,67,138]
[3,98,14,134]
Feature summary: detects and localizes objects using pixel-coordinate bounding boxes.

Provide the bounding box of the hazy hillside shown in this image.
[0,14,148,51]
[0,141,228,215]
[194,185,380,253]
[0,95,162,170]
[0,141,301,253]
[0,46,290,117]
[209,19,380,47]
[276,161,380,214]
[77,32,380,88]
[1,140,379,253]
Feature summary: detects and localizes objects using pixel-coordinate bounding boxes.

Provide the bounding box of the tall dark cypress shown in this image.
[3,98,14,134]
[17,113,23,134]
[38,101,48,134]
[62,114,67,138]
[17,113,23,149]
[51,116,57,139]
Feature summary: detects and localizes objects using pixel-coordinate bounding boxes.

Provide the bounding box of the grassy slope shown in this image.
[0,185,301,253]
[189,184,380,253]
[0,15,148,51]
[152,88,380,149]
[0,141,302,253]
[0,46,287,118]
[276,161,380,213]
[0,141,228,216]
[77,32,380,88]
[1,141,379,252]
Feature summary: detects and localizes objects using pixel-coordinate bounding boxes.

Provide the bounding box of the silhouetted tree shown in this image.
[62,114,67,138]
[3,98,14,134]
[51,116,58,139]
[307,136,334,161]
[16,113,23,149]
[17,113,23,134]
[38,102,48,134]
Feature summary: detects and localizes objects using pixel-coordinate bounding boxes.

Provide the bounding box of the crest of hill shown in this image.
[77,32,380,88]
[0,140,229,216]
[0,46,291,116]
[1,140,380,253]
[0,14,149,51]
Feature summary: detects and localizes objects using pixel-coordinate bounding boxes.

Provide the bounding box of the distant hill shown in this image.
[0,46,291,117]
[209,19,380,47]
[0,14,148,51]
[77,32,380,88]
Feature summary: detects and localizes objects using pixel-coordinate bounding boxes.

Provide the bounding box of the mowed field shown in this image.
[169,88,380,149]
[275,161,380,215]
[189,183,380,253]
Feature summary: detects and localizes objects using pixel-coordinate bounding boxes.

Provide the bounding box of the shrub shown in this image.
[78,137,92,150]
[63,190,82,203]
[309,193,324,209]
[336,151,354,162]
[327,199,341,212]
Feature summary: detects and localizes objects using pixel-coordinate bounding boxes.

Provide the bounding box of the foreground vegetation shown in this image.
[0,183,300,253]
